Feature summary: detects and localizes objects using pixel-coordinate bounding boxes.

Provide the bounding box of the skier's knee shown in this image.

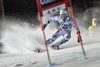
[60,39,68,44]
[52,35,57,39]
[47,38,55,44]
[60,35,71,44]
[67,35,71,39]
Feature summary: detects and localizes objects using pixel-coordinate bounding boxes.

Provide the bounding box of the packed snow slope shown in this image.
[0,18,100,67]
[0,43,100,67]
[0,20,100,53]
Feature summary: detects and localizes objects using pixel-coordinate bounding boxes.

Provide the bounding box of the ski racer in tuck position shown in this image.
[41,9,81,49]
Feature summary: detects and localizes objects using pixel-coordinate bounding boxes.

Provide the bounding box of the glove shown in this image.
[41,24,47,30]
[77,36,82,43]
[77,31,80,34]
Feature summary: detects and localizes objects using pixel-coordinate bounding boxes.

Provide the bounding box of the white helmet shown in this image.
[59,9,68,16]
[59,9,68,19]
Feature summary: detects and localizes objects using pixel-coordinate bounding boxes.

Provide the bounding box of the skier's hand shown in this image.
[77,36,82,43]
[41,24,46,30]
[77,31,80,34]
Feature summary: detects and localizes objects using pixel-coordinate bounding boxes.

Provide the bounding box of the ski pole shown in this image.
[36,0,52,65]
[68,0,87,59]
[78,33,87,58]
[39,16,52,65]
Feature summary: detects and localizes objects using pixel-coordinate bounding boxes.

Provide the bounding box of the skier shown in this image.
[41,9,81,49]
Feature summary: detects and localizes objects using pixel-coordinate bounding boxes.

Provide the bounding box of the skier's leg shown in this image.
[47,29,65,44]
[53,34,71,47]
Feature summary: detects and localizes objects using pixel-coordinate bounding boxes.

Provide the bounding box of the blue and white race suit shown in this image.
[45,16,78,46]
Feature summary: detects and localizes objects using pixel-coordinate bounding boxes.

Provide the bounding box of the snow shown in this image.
[0,20,100,67]
[0,43,100,67]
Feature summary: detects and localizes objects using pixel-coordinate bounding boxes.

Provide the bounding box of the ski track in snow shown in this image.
[0,43,100,67]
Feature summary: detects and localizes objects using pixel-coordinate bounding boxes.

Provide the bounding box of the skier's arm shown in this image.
[73,23,79,33]
[45,16,59,26]
[41,16,59,30]
[69,17,79,33]
[70,17,82,43]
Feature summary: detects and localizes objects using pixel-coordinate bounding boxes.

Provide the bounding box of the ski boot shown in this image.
[34,48,40,53]
[51,45,59,50]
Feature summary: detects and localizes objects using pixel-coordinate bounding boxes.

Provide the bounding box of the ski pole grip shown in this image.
[78,34,82,43]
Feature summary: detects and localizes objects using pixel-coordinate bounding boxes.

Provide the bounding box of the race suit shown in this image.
[45,16,78,46]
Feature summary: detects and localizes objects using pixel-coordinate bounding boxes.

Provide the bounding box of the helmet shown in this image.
[59,9,68,16]
[59,9,68,19]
